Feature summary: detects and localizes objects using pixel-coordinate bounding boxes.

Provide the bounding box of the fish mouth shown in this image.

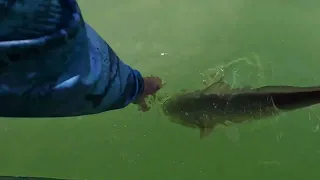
[161,98,184,120]
[161,98,181,120]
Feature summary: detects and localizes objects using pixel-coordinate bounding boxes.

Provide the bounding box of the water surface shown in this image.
[1,0,320,179]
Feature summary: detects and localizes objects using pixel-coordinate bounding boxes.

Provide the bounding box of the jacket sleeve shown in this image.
[83,24,145,113]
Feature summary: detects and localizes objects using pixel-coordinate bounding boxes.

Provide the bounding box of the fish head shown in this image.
[161,78,232,124]
[162,93,201,128]
[161,93,217,138]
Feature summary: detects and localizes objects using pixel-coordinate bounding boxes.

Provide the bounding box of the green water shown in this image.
[1,0,320,179]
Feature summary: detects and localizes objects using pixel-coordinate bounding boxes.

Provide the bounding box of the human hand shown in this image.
[135,76,164,112]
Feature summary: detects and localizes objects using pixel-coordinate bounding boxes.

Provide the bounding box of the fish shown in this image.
[162,78,320,139]
[0,176,72,180]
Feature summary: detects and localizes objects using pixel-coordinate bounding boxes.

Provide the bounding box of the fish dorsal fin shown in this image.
[202,79,252,96]
[255,85,314,93]
[255,86,287,93]
[202,78,232,95]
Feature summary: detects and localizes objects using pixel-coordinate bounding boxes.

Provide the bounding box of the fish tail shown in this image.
[271,90,320,110]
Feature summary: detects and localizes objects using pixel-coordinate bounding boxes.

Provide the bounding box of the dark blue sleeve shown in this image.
[108,67,144,110]
[85,58,145,111]
[84,25,145,112]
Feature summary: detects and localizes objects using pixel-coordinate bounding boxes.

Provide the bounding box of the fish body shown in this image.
[162,79,320,138]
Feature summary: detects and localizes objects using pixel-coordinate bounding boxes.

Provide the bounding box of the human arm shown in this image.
[83,24,163,113]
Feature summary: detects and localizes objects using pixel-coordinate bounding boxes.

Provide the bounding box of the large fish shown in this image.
[162,78,320,138]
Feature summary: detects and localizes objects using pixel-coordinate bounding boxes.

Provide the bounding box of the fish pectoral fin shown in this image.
[199,127,214,139]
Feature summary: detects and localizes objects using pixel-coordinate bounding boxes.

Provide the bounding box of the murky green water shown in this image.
[1,0,320,179]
